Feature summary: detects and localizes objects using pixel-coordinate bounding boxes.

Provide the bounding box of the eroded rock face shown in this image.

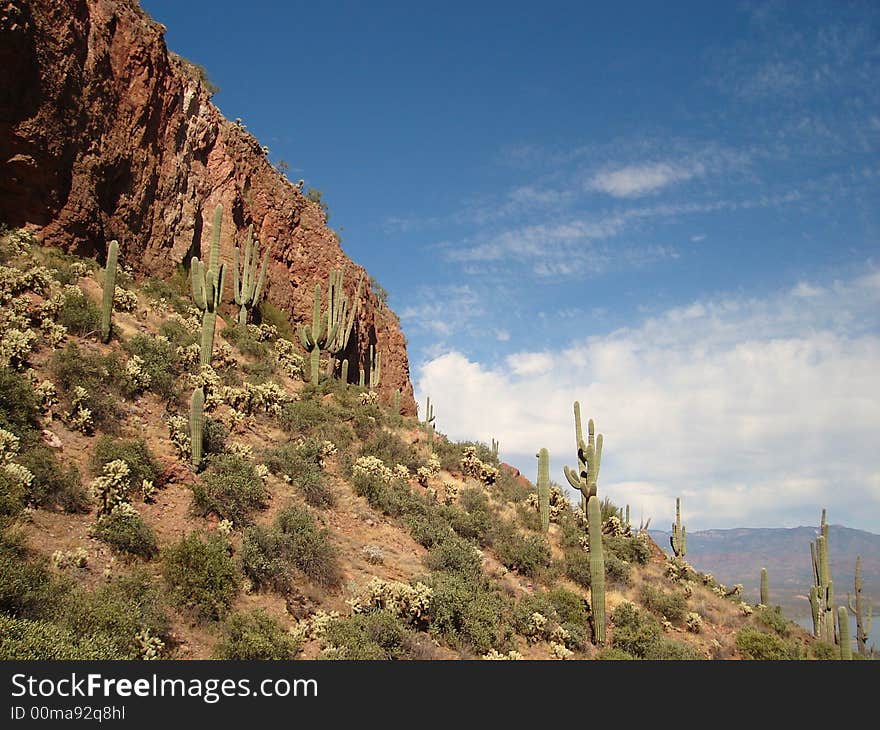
[0,0,416,413]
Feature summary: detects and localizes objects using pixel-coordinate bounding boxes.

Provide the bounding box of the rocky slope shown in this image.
[0,0,415,413]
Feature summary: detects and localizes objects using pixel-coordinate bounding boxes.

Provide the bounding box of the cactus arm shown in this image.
[252,245,271,303]
[233,243,242,306]
[100,239,119,343]
[209,204,222,274]
[563,466,582,489]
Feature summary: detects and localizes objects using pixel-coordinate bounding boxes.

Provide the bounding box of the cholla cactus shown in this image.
[34,380,58,413]
[166,416,191,459]
[66,386,94,434]
[353,455,395,484]
[51,547,89,569]
[113,286,138,313]
[442,479,459,505]
[482,649,524,660]
[0,327,37,369]
[134,628,165,660]
[360,545,384,565]
[347,577,433,628]
[551,642,574,660]
[359,390,379,406]
[217,519,234,537]
[39,318,67,347]
[685,612,703,633]
[415,466,433,487]
[227,441,254,459]
[393,464,410,481]
[140,479,157,503]
[525,612,551,643]
[274,338,305,379]
[738,602,754,616]
[290,610,342,643]
[124,355,152,394]
[460,446,499,486]
[219,381,293,417]
[602,515,625,537]
[2,427,35,490]
[90,460,131,515]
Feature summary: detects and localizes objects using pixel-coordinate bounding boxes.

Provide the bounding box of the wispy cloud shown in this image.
[588,161,706,198]
[398,284,484,338]
[415,267,880,531]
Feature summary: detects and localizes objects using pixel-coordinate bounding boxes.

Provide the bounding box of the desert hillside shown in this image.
[0,227,856,661]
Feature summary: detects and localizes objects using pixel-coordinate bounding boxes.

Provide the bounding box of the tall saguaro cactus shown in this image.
[190,387,205,470]
[760,567,769,606]
[232,224,271,325]
[847,555,873,656]
[491,438,499,461]
[838,606,852,660]
[809,510,835,643]
[326,269,363,376]
[298,280,339,386]
[423,396,435,447]
[191,205,226,366]
[670,497,687,558]
[536,448,550,533]
[100,239,119,343]
[563,402,602,510]
[368,344,381,390]
[587,495,606,645]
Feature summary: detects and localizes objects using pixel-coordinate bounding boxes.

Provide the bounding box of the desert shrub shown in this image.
[735,626,799,660]
[31,247,96,285]
[50,344,123,431]
[55,289,101,337]
[494,467,532,503]
[491,522,551,577]
[15,447,89,512]
[564,549,592,588]
[263,442,333,507]
[597,647,638,660]
[161,532,239,621]
[214,610,301,660]
[604,553,632,585]
[358,430,421,472]
[255,301,295,341]
[0,367,40,437]
[141,274,191,314]
[427,573,513,654]
[442,503,492,545]
[321,610,416,660]
[755,605,791,636]
[192,454,269,526]
[808,641,839,660]
[241,505,340,591]
[0,615,126,660]
[202,417,228,456]
[404,512,454,548]
[279,399,336,436]
[274,504,341,588]
[512,592,558,637]
[425,535,484,581]
[639,584,688,623]
[645,637,703,660]
[158,319,198,350]
[124,334,181,400]
[90,505,158,558]
[60,569,172,658]
[244,358,277,384]
[223,323,270,358]
[0,531,61,618]
[605,534,651,565]
[548,587,590,628]
[91,436,160,489]
[610,602,663,659]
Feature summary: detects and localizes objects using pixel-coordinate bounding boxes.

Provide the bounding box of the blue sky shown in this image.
[142,0,880,532]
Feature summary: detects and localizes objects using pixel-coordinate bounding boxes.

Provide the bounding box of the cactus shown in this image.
[838,606,852,660]
[325,269,363,376]
[491,438,499,461]
[393,388,400,414]
[423,396,435,446]
[358,367,365,388]
[191,205,226,366]
[670,497,687,558]
[190,387,205,469]
[587,495,606,645]
[563,402,602,508]
[624,504,631,531]
[297,277,341,386]
[341,358,349,384]
[536,448,550,533]
[760,567,769,606]
[100,239,119,343]
[847,555,873,656]
[639,515,651,532]
[232,224,271,325]
[368,344,381,390]
[809,510,836,643]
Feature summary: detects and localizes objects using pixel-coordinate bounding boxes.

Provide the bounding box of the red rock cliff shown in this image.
[0,0,416,414]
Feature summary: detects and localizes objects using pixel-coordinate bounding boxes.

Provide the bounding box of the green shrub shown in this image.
[512,592,558,635]
[223,323,270,358]
[255,302,295,341]
[808,641,839,660]
[124,334,181,400]
[162,532,239,621]
[16,447,89,513]
[645,637,703,660]
[548,587,590,628]
[321,610,416,660]
[494,467,532,503]
[755,605,791,636]
[735,626,799,660]
[427,573,513,654]
[404,512,454,548]
[0,615,126,660]
[90,507,158,558]
[597,647,638,660]
[192,454,269,525]
[441,503,492,545]
[563,549,591,588]
[240,525,291,593]
[491,523,551,577]
[425,535,484,581]
[263,441,334,507]
[358,430,421,472]
[274,504,341,588]
[56,289,101,337]
[279,399,336,436]
[610,602,663,659]
[0,530,60,618]
[0,470,25,519]
[91,436,160,489]
[159,319,198,350]
[202,417,228,457]
[0,367,40,438]
[50,344,123,430]
[213,610,301,660]
[141,274,191,314]
[604,553,632,585]
[639,584,688,623]
[605,535,651,565]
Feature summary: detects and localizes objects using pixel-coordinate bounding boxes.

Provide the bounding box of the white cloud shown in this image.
[589,162,705,198]
[399,285,483,338]
[414,268,880,531]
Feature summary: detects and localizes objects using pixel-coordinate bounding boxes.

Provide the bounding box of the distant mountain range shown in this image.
[648,525,880,624]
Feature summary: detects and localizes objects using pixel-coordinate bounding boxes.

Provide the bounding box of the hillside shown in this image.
[650,526,880,625]
[0,229,860,661]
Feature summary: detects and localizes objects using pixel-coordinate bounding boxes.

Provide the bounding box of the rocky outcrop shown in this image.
[0,0,416,413]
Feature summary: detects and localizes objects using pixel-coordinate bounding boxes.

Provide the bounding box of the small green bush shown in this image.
[16,447,88,513]
[0,615,126,660]
[279,399,336,436]
[604,553,632,586]
[56,289,101,337]
[0,531,60,618]
[548,587,589,628]
[255,302,295,341]
[605,535,651,565]
[162,532,239,621]
[755,605,791,636]
[494,467,532,503]
[610,602,663,659]
[427,573,513,654]
[597,647,638,660]
[491,523,551,577]
[563,549,592,588]
[425,535,484,581]
[0,470,25,519]
[124,334,181,400]
[213,610,301,660]
[358,430,421,472]
[274,504,341,588]
[321,610,416,660]
[645,637,702,660]
[263,441,334,508]
[222,323,270,358]
[240,525,291,593]
[141,273,191,314]
[404,512,454,548]
[639,584,688,623]
[512,592,558,635]
[90,507,158,558]
[0,367,40,437]
[50,344,123,431]
[91,436,160,489]
[735,626,799,660]
[192,454,269,526]
[808,640,839,660]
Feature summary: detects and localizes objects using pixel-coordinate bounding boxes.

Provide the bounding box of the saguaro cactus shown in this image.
[341,359,350,384]
[190,387,205,469]
[491,438,499,461]
[536,447,550,533]
[325,269,363,375]
[563,402,602,510]
[587,495,606,645]
[100,239,119,343]
[368,344,381,390]
[760,567,769,606]
[232,224,271,325]
[670,497,687,558]
[809,510,835,643]
[191,205,226,366]
[838,606,852,660]
[298,280,339,386]
[393,389,401,414]
[423,396,435,446]
[847,555,873,656]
